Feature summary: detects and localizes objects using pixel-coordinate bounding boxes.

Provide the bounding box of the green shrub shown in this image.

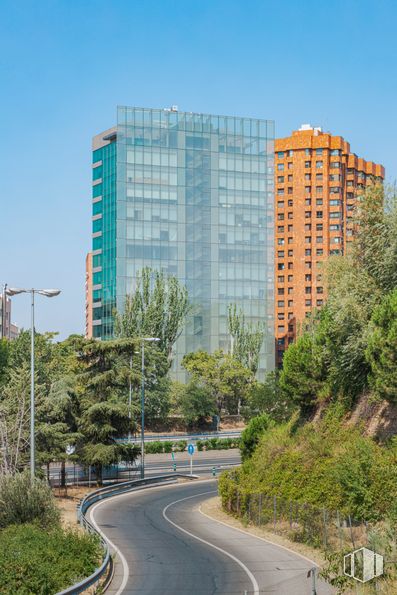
[0,523,101,594]
[177,440,187,452]
[240,413,273,461]
[0,472,60,529]
[145,441,163,454]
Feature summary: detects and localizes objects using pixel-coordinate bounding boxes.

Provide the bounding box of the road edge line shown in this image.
[163,491,260,595]
[198,502,319,567]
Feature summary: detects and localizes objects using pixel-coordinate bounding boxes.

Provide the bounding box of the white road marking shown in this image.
[89,495,130,595]
[88,479,216,594]
[162,491,260,595]
[199,503,319,567]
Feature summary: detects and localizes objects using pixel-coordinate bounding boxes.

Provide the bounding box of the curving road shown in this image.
[90,480,333,595]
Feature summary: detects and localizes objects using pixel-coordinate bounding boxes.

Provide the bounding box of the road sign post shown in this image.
[187,443,195,476]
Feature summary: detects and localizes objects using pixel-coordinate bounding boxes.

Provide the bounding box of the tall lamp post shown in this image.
[140,337,160,479]
[6,288,61,481]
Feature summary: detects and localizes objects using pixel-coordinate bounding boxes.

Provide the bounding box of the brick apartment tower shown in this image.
[274,124,384,367]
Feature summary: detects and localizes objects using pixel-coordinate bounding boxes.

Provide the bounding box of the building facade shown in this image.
[89,106,275,378]
[85,252,93,338]
[0,294,19,340]
[274,125,384,366]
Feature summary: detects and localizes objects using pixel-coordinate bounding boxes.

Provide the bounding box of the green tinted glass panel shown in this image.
[92,219,102,233]
[93,165,103,181]
[93,184,102,198]
[93,148,102,163]
[93,201,102,216]
[93,254,102,268]
[93,236,102,250]
[93,271,102,285]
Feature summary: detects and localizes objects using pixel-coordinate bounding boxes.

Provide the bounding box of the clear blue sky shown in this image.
[1,0,395,338]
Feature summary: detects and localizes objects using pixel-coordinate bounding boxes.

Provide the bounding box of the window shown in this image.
[288,149,293,157]
[277,213,285,220]
[305,186,311,194]
[316,198,323,205]
[329,224,341,231]
[287,162,293,169]
[288,249,293,257]
[316,173,323,180]
[277,151,284,158]
[277,275,284,283]
[287,287,293,294]
[277,163,284,171]
[316,148,323,155]
[278,313,285,320]
[277,176,284,183]
[316,236,323,243]
[330,174,341,181]
[305,286,311,294]
[305,274,312,282]
[288,224,293,231]
[277,201,284,208]
[331,149,340,156]
[288,262,293,269]
[316,186,323,193]
[288,325,294,333]
[316,299,324,306]
[305,299,312,307]
[278,288,285,295]
[278,263,285,270]
[288,275,293,282]
[316,248,323,255]
[305,223,311,231]
[305,211,311,218]
[316,210,323,218]
[317,287,324,294]
[277,225,284,232]
[330,211,341,219]
[305,161,311,168]
[316,161,323,168]
[287,187,293,194]
[305,173,311,181]
[288,199,293,206]
[277,188,285,195]
[305,248,312,256]
[288,312,294,319]
[305,236,311,244]
[277,238,285,245]
[347,180,354,187]
[331,237,342,244]
[305,262,312,269]
[277,300,285,307]
[330,187,341,194]
[288,237,293,244]
[288,300,294,307]
[288,174,293,182]
[305,148,311,156]
[330,161,341,168]
[305,198,311,206]
[288,212,293,219]
[316,223,323,231]
[330,199,341,206]
[277,250,285,257]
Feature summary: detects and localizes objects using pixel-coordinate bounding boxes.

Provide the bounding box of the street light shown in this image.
[140,337,160,479]
[6,287,61,481]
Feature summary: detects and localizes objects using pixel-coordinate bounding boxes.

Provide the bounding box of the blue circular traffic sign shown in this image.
[187,443,195,455]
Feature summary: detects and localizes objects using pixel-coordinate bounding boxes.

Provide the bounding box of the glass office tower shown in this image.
[91,107,274,378]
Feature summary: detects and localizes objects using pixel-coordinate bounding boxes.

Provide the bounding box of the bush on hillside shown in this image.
[239,413,273,461]
[0,472,60,529]
[219,408,397,522]
[0,523,101,594]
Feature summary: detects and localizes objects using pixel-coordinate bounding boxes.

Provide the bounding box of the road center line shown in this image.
[162,491,260,595]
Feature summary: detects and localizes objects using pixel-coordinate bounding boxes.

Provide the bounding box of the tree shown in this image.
[182,350,253,415]
[279,330,328,413]
[366,289,397,402]
[227,304,265,375]
[244,371,296,423]
[114,267,191,365]
[177,381,217,427]
[76,339,140,484]
[240,414,273,461]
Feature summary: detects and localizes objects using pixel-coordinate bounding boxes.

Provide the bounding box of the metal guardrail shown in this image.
[56,474,197,595]
[117,430,242,443]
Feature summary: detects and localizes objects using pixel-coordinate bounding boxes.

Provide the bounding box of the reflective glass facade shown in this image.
[92,107,275,378]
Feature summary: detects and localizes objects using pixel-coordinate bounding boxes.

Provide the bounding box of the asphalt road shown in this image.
[90,479,333,595]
